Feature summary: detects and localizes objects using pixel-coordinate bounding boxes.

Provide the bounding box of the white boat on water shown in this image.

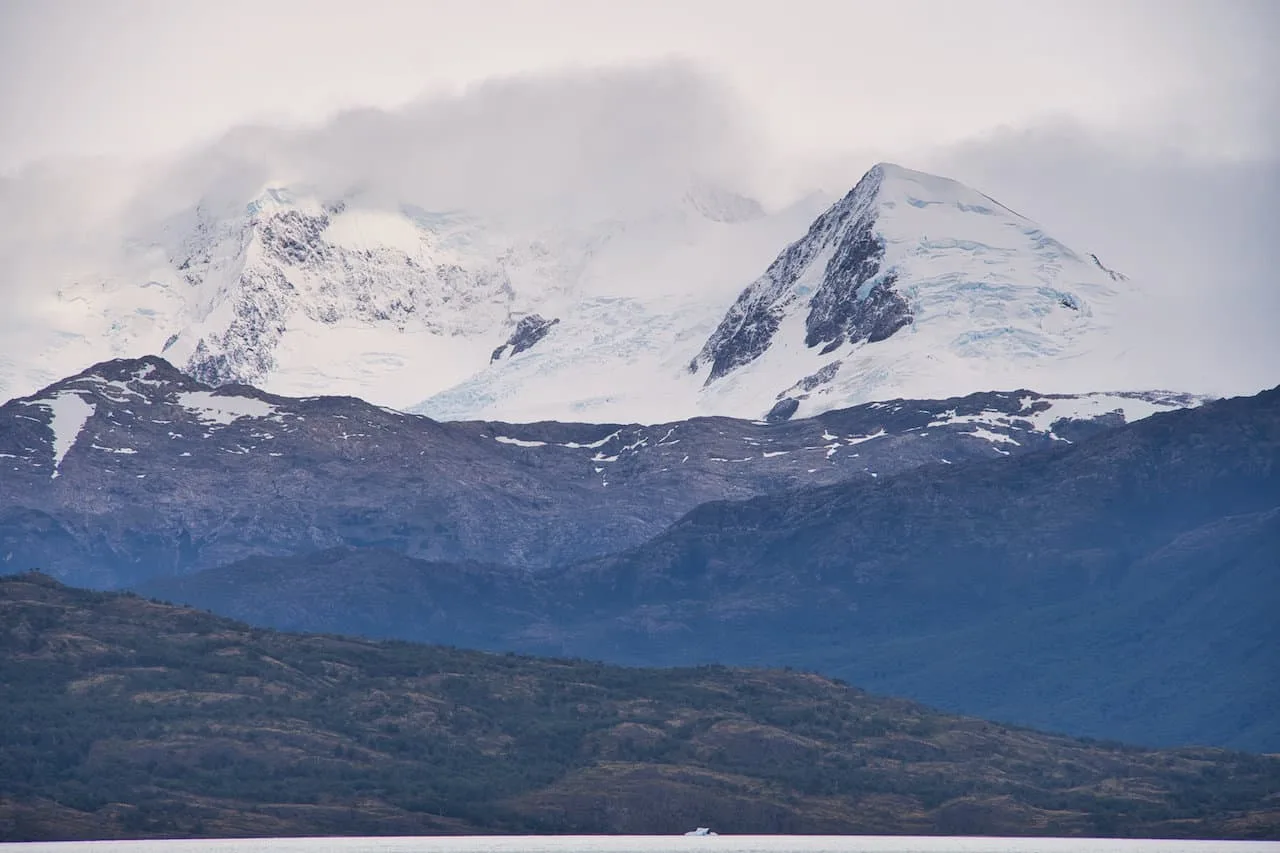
[684,828,719,836]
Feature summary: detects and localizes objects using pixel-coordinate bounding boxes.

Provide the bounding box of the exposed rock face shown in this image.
[1091,253,1129,282]
[764,398,800,423]
[186,264,296,386]
[770,361,846,418]
[803,221,909,352]
[0,357,1198,588]
[692,166,912,382]
[491,314,561,362]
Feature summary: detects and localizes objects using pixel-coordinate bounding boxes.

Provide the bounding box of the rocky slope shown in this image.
[3,573,1278,841]
[142,386,1280,751]
[0,356,1196,588]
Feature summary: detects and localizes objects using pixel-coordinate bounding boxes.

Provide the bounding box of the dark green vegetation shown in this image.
[2,574,1279,842]
[145,387,1280,752]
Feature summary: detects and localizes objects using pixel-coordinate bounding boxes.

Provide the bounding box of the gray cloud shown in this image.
[121,61,761,228]
[4,0,1277,172]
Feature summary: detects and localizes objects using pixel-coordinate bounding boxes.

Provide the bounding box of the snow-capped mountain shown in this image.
[425,164,1138,422]
[3,163,1149,422]
[686,164,1135,420]
[154,189,517,401]
[418,163,1141,422]
[0,176,826,415]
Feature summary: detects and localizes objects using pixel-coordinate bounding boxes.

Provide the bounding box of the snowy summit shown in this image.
[421,163,1137,422]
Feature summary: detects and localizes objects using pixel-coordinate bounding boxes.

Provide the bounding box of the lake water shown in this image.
[3,837,1277,853]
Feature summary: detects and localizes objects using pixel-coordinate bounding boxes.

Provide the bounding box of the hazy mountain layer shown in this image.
[142,387,1280,751]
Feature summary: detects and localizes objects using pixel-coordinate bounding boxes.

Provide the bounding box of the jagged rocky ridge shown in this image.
[167,196,516,389]
[491,314,560,362]
[0,356,1198,588]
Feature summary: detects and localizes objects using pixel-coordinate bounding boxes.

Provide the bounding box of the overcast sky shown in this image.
[0,0,1277,394]
[1,0,1275,171]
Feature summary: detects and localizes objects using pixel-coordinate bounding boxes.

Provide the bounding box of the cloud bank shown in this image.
[129,62,762,227]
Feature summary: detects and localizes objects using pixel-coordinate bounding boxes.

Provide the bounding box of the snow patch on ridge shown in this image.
[928,391,1203,442]
[20,391,96,477]
[178,391,278,425]
[964,427,1020,446]
[560,430,621,449]
[493,435,549,448]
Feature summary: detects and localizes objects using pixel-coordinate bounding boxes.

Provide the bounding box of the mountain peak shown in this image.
[687,162,1130,418]
[682,179,765,223]
[25,356,198,401]
[847,163,1033,230]
[866,161,928,183]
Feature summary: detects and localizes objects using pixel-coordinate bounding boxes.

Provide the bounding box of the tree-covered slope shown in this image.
[2,574,1279,841]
